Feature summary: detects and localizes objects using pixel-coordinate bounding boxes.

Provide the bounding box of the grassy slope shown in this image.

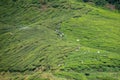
[0,0,120,80]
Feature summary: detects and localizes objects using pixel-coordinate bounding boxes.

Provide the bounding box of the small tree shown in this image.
[115,2,120,10]
[93,0,107,6]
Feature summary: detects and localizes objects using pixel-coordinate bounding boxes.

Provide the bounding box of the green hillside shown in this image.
[0,0,120,80]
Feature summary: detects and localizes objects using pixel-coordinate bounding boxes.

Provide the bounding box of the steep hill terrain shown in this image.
[0,0,120,80]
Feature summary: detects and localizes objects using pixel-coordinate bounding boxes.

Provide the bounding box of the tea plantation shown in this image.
[0,0,120,80]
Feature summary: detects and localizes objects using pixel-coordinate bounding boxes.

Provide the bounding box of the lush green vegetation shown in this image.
[0,0,120,80]
[82,0,120,10]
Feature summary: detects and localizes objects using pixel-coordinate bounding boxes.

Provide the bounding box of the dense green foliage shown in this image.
[82,0,120,10]
[0,0,120,80]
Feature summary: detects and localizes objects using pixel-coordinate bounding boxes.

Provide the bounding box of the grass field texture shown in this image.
[0,0,120,80]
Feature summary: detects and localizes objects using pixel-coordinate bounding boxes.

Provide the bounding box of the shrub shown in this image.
[115,2,120,10]
[93,0,107,6]
[83,0,89,2]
